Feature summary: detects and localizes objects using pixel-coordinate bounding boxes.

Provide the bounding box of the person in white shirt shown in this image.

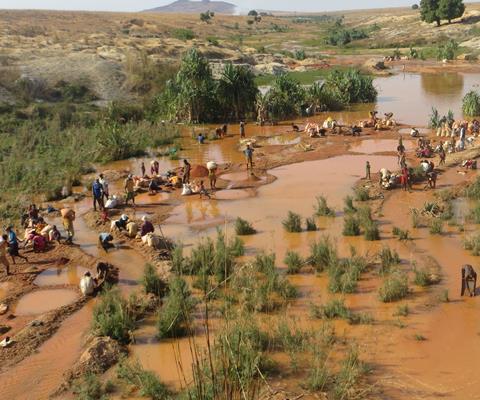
[99,174,109,202]
[79,271,95,296]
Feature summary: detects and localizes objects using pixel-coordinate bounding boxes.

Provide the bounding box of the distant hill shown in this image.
[144,0,237,14]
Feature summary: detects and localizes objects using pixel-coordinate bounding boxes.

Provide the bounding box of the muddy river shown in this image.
[2,70,480,399]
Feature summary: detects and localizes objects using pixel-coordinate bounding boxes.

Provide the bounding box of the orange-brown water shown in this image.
[5,70,480,399]
[34,266,90,287]
[12,289,79,316]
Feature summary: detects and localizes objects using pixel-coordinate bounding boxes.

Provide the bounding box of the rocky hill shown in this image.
[145,0,237,14]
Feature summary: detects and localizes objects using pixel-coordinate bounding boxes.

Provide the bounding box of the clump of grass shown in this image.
[363,220,380,241]
[343,195,357,214]
[465,177,480,200]
[328,250,368,294]
[92,287,136,344]
[378,246,401,275]
[414,334,427,341]
[411,209,421,228]
[463,234,480,256]
[234,217,256,235]
[310,298,350,320]
[306,216,318,231]
[73,373,111,400]
[315,195,335,217]
[462,90,480,117]
[284,250,304,274]
[273,319,311,370]
[429,219,443,235]
[282,211,303,232]
[392,226,410,240]
[413,267,436,287]
[333,346,368,400]
[309,236,338,272]
[354,186,370,202]
[393,304,409,317]
[157,277,197,339]
[378,272,409,303]
[141,264,167,297]
[343,215,360,236]
[348,312,374,325]
[117,359,170,399]
[171,244,185,274]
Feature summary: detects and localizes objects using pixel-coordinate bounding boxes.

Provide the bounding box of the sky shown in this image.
[0,0,477,13]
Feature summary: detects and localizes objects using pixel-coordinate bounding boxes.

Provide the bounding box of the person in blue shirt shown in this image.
[197,133,205,144]
[98,233,114,252]
[5,226,28,264]
[244,144,254,170]
[92,178,104,212]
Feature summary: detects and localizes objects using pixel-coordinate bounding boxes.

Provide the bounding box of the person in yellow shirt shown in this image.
[124,174,136,207]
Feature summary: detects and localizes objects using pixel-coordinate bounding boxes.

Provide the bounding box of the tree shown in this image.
[438,0,465,23]
[163,48,218,123]
[248,10,258,16]
[217,63,258,120]
[264,74,305,120]
[200,10,214,23]
[412,3,419,9]
[420,0,441,26]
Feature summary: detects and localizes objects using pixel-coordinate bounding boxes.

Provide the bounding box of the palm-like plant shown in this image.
[218,63,258,120]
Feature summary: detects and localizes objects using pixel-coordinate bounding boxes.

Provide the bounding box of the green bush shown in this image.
[306,217,318,231]
[328,252,367,294]
[463,234,480,255]
[465,177,480,200]
[73,373,110,400]
[309,236,337,272]
[353,186,370,201]
[333,346,368,400]
[92,287,136,344]
[172,28,195,40]
[117,359,170,400]
[436,39,459,61]
[324,69,377,104]
[392,226,410,240]
[378,246,401,274]
[141,264,167,297]
[311,298,350,320]
[429,219,443,235]
[234,217,256,235]
[282,211,303,232]
[378,272,409,302]
[157,277,197,339]
[343,195,357,214]
[343,215,361,236]
[363,220,380,241]
[462,90,480,117]
[284,250,304,274]
[315,195,335,217]
[413,267,436,287]
[393,304,409,317]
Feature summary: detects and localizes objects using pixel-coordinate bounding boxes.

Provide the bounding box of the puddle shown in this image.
[33,266,90,287]
[350,139,415,154]
[13,289,78,316]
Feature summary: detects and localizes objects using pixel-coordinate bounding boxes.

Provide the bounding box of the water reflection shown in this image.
[421,72,464,96]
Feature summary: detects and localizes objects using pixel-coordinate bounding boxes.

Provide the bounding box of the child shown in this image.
[199,180,211,199]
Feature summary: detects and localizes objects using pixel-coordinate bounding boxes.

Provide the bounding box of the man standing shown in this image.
[124,174,136,207]
[245,144,254,170]
[183,159,191,184]
[365,161,371,180]
[240,121,246,138]
[99,174,109,202]
[92,178,104,212]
